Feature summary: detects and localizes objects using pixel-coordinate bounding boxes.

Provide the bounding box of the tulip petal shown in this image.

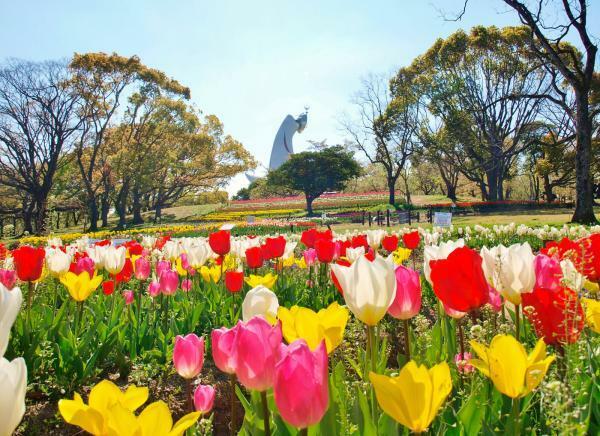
[122,385,149,411]
[138,401,173,435]
[526,339,547,365]
[523,356,555,397]
[169,412,201,436]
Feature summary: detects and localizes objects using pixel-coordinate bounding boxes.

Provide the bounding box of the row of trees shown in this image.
[343,1,599,223]
[0,53,255,235]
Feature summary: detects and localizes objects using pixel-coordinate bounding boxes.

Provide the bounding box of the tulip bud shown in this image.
[387,265,421,320]
[242,285,279,323]
[274,340,329,429]
[173,334,205,379]
[211,325,239,374]
[193,384,215,415]
[134,256,151,280]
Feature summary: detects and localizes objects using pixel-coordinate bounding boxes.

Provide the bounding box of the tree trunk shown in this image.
[446,183,457,202]
[306,195,315,216]
[132,188,144,225]
[33,195,49,235]
[87,197,99,232]
[154,204,162,224]
[101,194,110,228]
[387,176,396,205]
[571,90,597,223]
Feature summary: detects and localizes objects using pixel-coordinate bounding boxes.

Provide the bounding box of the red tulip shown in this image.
[94,239,111,247]
[300,229,332,248]
[245,246,264,269]
[382,235,399,252]
[225,271,244,293]
[12,245,45,282]
[102,280,115,296]
[351,235,368,250]
[123,240,143,256]
[263,236,286,259]
[315,238,335,263]
[429,247,489,313]
[209,230,231,256]
[115,258,133,283]
[522,286,584,346]
[402,231,420,250]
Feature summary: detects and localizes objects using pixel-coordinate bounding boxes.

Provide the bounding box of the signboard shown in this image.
[397,211,410,224]
[433,212,452,227]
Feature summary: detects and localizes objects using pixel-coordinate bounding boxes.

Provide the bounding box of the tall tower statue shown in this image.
[268,108,308,170]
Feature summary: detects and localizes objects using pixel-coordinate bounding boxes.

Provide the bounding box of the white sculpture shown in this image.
[245,109,308,183]
[268,110,308,170]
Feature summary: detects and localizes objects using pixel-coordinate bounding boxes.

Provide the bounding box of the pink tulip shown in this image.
[181,279,192,292]
[159,269,179,295]
[232,317,282,391]
[303,249,317,267]
[134,256,151,280]
[211,325,239,374]
[73,257,95,277]
[193,384,215,414]
[387,265,421,320]
[486,285,502,312]
[333,241,343,261]
[534,254,562,292]
[274,340,329,429]
[148,280,161,297]
[123,290,134,305]
[0,269,17,289]
[173,334,205,379]
[180,253,190,270]
[156,260,171,279]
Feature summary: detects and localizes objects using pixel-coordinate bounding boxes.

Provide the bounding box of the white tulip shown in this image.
[345,246,365,263]
[366,229,387,249]
[185,243,211,268]
[423,239,465,284]
[103,246,127,275]
[330,256,396,326]
[481,243,535,305]
[86,245,107,270]
[282,242,297,260]
[0,284,22,358]
[560,259,584,292]
[162,240,182,261]
[0,357,27,436]
[45,248,71,277]
[242,285,279,323]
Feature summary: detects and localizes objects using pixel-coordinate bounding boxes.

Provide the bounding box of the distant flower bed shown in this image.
[201,208,303,221]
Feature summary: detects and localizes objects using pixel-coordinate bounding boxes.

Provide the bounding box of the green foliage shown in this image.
[267,146,361,214]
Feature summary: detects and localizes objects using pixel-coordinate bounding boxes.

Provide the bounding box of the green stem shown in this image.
[403,319,411,361]
[367,324,378,422]
[187,379,193,413]
[260,390,271,436]
[299,428,308,436]
[515,304,521,341]
[511,397,521,436]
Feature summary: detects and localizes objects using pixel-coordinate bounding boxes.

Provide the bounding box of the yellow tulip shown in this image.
[582,298,600,333]
[469,334,555,399]
[59,380,200,436]
[391,247,412,265]
[278,302,349,353]
[175,257,188,277]
[282,255,295,268]
[245,273,277,289]
[59,380,148,435]
[585,280,599,293]
[60,271,103,302]
[295,257,307,269]
[369,361,452,433]
[200,265,221,283]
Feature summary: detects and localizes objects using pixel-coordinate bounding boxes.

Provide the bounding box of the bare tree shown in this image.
[449,0,598,222]
[340,73,420,205]
[0,59,82,234]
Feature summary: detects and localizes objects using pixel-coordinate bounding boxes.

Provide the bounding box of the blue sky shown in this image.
[1,0,598,193]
